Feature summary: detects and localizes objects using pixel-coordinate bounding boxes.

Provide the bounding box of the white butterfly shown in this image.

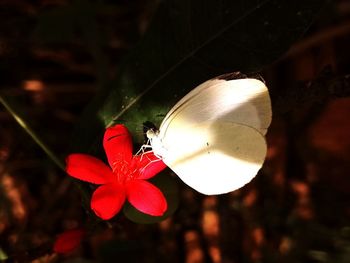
[147,73,272,195]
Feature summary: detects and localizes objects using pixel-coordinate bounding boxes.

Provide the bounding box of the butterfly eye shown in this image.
[146,129,156,139]
[143,121,158,139]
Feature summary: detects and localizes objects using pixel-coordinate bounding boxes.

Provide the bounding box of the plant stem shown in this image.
[0,94,65,171]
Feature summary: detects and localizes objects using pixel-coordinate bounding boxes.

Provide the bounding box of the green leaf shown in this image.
[71,0,328,150]
[123,171,179,224]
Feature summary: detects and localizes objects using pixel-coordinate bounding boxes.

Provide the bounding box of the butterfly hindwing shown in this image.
[161,121,267,195]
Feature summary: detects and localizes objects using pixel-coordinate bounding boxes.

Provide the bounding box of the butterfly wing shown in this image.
[159,77,271,138]
[152,76,271,195]
[160,121,267,195]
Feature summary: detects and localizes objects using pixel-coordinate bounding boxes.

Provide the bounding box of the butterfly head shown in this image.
[146,128,159,140]
[146,128,168,158]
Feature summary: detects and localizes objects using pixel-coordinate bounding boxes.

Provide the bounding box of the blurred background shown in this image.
[1,0,350,262]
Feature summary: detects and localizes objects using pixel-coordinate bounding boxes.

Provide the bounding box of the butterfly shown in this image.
[146,72,272,195]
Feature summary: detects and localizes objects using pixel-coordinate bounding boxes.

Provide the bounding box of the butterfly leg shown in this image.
[139,153,165,174]
[135,143,152,156]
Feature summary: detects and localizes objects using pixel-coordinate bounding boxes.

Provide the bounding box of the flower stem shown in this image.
[0,94,65,171]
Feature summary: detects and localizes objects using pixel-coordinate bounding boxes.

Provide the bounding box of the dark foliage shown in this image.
[1,0,350,262]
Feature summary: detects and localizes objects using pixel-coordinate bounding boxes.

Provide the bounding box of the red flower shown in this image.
[66,124,167,220]
[53,228,85,254]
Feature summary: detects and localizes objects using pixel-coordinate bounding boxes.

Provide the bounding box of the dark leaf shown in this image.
[72,0,327,149]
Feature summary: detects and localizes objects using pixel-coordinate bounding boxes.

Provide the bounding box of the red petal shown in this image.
[133,151,167,180]
[53,228,85,254]
[103,124,133,169]
[126,180,167,216]
[91,183,126,220]
[66,154,114,184]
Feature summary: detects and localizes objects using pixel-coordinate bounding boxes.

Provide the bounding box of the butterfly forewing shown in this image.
[159,78,271,139]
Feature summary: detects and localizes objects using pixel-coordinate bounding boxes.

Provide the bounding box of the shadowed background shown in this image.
[1,0,350,262]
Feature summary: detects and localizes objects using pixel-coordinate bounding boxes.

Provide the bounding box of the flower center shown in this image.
[112,159,139,184]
